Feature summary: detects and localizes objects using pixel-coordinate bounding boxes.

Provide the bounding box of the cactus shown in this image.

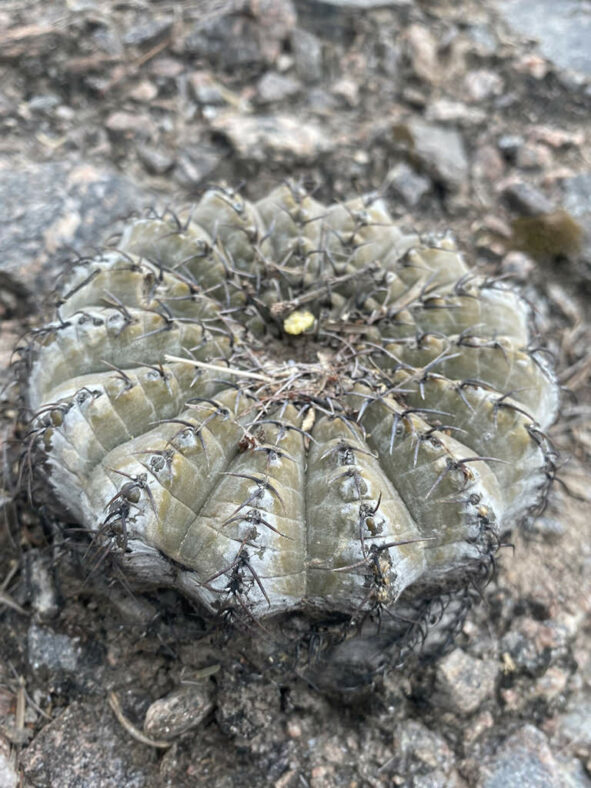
[18,183,558,687]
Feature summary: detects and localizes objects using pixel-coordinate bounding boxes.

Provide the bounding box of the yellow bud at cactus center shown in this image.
[283,310,315,335]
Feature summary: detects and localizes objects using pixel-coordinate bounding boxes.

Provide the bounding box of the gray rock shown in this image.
[478,725,591,787]
[291,28,324,83]
[331,77,359,106]
[184,15,263,68]
[554,694,591,758]
[496,0,591,76]
[128,80,159,103]
[149,57,184,80]
[310,0,408,6]
[433,648,498,715]
[0,92,14,117]
[105,111,154,138]
[137,144,175,175]
[24,551,59,620]
[27,95,60,114]
[188,71,228,106]
[464,69,504,102]
[307,86,340,112]
[389,720,455,781]
[0,161,151,298]
[392,120,469,191]
[413,771,461,788]
[123,18,173,47]
[561,173,591,276]
[0,23,65,60]
[256,71,301,103]
[210,113,332,163]
[173,147,221,188]
[0,751,17,788]
[21,702,154,787]
[472,144,506,184]
[143,684,214,740]
[28,623,81,673]
[466,24,499,56]
[26,620,105,696]
[183,0,295,69]
[295,0,411,42]
[502,181,555,216]
[378,35,401,78]
[562,173,591,218]
[51,99,74,121]
[425,99,487,127]
[515,143,552,171]
[387,161,431,206]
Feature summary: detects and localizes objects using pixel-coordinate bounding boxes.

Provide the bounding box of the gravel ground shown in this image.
[0,0,590,785]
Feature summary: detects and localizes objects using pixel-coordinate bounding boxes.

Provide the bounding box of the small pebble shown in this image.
[144,685,214,741]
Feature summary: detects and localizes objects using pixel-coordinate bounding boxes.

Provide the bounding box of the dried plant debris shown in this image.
[15,183,559,690]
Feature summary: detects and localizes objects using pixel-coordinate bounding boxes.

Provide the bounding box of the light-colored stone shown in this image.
[434,649,498,715]
[144,685,214,740]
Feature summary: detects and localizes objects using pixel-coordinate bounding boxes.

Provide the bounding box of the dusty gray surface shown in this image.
[0,0,590,785]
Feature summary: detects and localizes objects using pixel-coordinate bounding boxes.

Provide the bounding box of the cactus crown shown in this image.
[19,182,558,668]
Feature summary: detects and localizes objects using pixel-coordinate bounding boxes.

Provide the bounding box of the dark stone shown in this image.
[294,0,411,43]
[27,622,105,696]
[392,120,469,191]
[0,161,152,299]
[499,618,569,676]
[497,134,524,163]
[21,702,155,787]
[183,0,295,70]
[123,18,173,47]
[28,623,82,674]
[184,15,264,69]
[0,91,14,117]
[502,181,555,216]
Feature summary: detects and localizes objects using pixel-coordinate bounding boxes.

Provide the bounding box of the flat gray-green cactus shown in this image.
[19,183,558,683]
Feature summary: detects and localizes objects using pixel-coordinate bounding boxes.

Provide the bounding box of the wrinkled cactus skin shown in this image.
[19,183,558,682]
